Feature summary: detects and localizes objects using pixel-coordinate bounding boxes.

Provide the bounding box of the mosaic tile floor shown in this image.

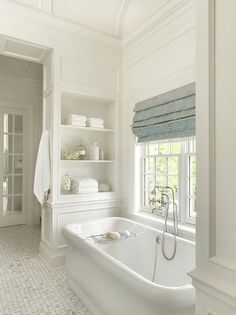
[0,225,90,315]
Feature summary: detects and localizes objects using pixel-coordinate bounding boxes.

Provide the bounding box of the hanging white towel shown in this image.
[34,130,51,205]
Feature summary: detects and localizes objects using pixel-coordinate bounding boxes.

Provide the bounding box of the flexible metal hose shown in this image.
[161,188,178,261]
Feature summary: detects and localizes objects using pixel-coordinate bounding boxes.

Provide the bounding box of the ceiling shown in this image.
[0,54,43,82]
[12,0,169,38]
[53,0,169,38]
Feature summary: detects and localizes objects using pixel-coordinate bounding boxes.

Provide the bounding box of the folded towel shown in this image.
[66,121,86,127]
[66,118,86,123]
[72,187,98,194]
[87,123,104,129]
[66,114,87,122]
[72,178,98,188]
[87,117,104,125]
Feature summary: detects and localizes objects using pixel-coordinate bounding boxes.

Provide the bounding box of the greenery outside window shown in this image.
[142,137,196,225]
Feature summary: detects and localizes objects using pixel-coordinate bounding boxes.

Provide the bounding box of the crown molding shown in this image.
[0,1,121,52]
[122,0,196,50]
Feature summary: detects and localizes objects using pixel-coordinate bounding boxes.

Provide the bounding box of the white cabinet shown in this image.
[59,87,117,201]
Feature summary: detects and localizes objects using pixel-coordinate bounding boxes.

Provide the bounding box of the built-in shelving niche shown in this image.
[59,88,117,200]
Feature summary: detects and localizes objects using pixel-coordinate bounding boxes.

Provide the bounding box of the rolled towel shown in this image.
[72,178,98,188]
[87,117,104,125]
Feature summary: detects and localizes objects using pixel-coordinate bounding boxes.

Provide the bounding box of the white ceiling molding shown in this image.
[5,0,195,41]
[116,0,132,38]
[122,0,196,49]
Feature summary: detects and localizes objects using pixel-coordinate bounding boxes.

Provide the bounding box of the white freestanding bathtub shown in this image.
[62,217,195,315]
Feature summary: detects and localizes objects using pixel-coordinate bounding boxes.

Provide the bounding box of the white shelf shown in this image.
[61,159,115,163]
[61,124,114,133]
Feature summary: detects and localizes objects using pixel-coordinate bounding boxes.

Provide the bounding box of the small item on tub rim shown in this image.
[106,231,120,240]
[122,230,131,237]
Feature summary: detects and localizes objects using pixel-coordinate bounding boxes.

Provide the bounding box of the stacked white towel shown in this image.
[66,114,87,127]
[87,117,104,129]
[72,178,98,194]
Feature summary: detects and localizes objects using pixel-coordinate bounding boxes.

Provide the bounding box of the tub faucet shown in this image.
[150,185,179,261]
[150,186,169,215]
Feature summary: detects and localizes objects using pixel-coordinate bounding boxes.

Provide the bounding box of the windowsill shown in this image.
[126,211,196,242]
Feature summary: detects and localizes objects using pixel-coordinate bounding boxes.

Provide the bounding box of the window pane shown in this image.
[13,196,22,212]
[14,176,22,194]
[4,114,13,133]
[3,176,12,195]
[144,175,155,191]
[159,142,170,154]
[144,191,153,207]
[144,157,155,174]
[148,143,158,155]
[14,115,23,133]
[3,155,13,174]
[167,176,178,195]
[171,142,181,154]
[190,156,196,175]
[156,157,165,174]
[3,196,12,214]
[156,175,165,186]
[3,135,13,154]
[14,135,23,154]
[190,176,196,196]
[14,156,23,174]
[168,157,178,175]
[189,198,196,216]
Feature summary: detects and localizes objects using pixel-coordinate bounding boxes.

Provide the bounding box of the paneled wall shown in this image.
[190,0,236,313]
[0,0,121,267]
[120,0,196,231]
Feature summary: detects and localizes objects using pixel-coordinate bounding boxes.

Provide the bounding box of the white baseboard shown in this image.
[39,241,65,269]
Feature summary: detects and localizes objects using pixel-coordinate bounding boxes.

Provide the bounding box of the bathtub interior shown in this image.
[68,217,195,288]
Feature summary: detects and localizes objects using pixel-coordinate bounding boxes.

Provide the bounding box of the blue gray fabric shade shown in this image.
[132,82,196,143]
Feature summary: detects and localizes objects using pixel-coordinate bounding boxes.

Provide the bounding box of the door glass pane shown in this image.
[14,156,23,174]
[3,114,13,133]
[3,135,13,154]
[13,196,22,212]
[3,155,13,174]
[3,196,12,214]
[3,176,12,195]
[14,176,22,194]
[14,115,23,133]
[14,135,23,154]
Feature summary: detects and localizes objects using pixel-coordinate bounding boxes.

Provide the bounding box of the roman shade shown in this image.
[132,82,196,143]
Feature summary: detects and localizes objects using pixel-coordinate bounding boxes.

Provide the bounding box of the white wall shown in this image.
[0,0,121,267]
[0,68,43,224]
[120,0,196,225]
[190,0,236,314]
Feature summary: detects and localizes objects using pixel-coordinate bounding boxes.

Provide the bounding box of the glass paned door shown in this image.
[0,109,26,227]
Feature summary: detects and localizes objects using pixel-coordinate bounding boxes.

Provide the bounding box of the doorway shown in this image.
[0,54,43,227]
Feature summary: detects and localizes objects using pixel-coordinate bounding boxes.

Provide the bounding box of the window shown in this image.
[141,137,196,225]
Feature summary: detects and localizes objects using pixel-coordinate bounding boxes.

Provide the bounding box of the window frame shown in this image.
[139,137,196,226]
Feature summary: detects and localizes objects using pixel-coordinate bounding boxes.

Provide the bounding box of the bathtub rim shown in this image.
[62,216,195,293]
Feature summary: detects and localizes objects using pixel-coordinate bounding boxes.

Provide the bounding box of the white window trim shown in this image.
[138,138,196,228]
